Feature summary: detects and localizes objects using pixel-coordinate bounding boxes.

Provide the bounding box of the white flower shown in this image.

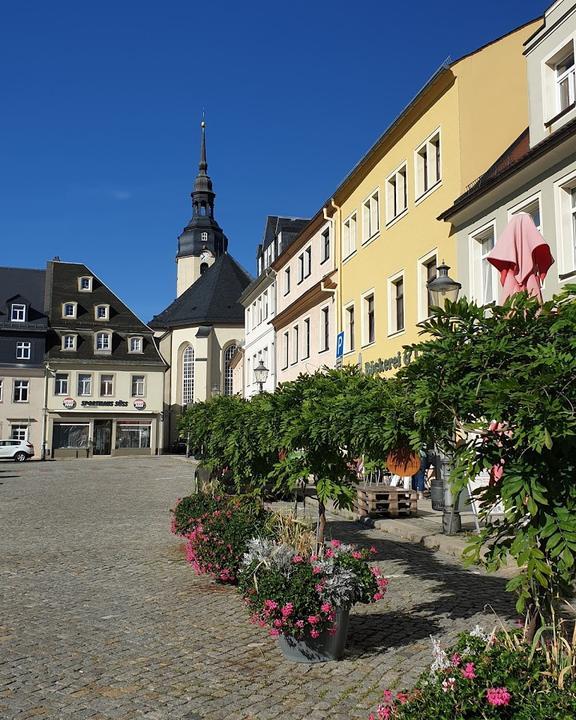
[469,624,490,641]
[429,636,451,675]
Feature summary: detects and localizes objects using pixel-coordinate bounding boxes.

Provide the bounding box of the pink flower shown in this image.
[264,599,278,611]
[377,577,389,588]
[330,539,342,549]
[369,545,378,554]
[281,603,294,618]
[382,690,393,703]
[295,619,305,629]
[451,653,461,667]
[461,662,476,680]
[310,629,320,639]
[269,628,280,638]
[320,602,332,614]
[315,583,324,593]
[442,677,456,693]
[352,551,363,559]
[308,615,320,625]
[373,592,384,601]
[325,548,334,558]
[376,706,391,720]
[312,565,322,575]
[273,619,284,628]
[310,554,318,562]
[292,555,304,564]
[395,692,408,704]
[486,687,511,707]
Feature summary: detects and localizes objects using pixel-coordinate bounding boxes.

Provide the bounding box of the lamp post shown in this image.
[427,262,462,535]
[253,360,269,394]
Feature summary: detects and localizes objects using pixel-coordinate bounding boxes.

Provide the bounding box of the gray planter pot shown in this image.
[276,607,350,663]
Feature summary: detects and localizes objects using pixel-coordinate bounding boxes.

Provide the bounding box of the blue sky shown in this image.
[1,0,547,322]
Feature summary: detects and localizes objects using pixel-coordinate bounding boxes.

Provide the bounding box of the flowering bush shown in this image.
[172,493,275,583]
[239,538,388,640]
[368,626,576,720]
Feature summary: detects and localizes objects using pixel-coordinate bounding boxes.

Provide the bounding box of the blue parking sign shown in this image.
[336,331,344,360]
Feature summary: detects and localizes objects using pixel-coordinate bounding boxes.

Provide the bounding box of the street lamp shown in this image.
[427,260,461,306]
[254,360,269,394]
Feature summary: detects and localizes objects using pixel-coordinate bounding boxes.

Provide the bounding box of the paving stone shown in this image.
[0,456,514,719]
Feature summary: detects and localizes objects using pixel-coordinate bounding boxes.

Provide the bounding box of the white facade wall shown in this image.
[242,277,276,397]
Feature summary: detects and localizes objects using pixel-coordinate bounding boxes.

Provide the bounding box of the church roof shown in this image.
[149,253,252,329]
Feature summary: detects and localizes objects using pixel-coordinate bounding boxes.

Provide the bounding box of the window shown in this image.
[115,422,151,449]
[53,423,89,449]
[54,373,69,395]
[345,304,355,353]
[362,190,380,242]
[62,302,77,319]
[320,307,330,352]
[201,231,208,243]
[343,213,357,258]
[388,275,405,334]
[387,165,408,222]
[13,380,29,402]
[284,267,291,295]
[263,291,269,320]
[78,373,92,396]
[470,224,498,305]
[95,331,112,353]
[362,293,375,345]
[131,375,145,397]
[303,318,311,359]
[292,325,299,364]
[95,304,109,321]
[223,345,238,396]
[557,52,575,113]
[62,335,77,351]
[0,378,3,402]
[11,304,26,322]
[282,331,289,369]
[415,130,441,198]
[78,276,93,292]
[509,197,542,232]
[305,246,312,277]
[182,346,194,405]
[421,255,438,318]
[11,425,27,441]
[297,253,305,283]
[16,342,31,360]
[321,228,330,263]
[128,336,143,353]
[100,374,114,396]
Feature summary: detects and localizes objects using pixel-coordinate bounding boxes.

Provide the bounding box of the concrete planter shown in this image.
[276,607,350,663]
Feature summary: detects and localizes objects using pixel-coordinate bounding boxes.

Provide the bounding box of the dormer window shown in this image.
[11,303,26,322]
[128,336,143,353]
[78,276,93,292]
[62,334,77,351]
[62,302,77,319]
[557,52,575,113]
[95,331,112,353]
[95,304,109,321]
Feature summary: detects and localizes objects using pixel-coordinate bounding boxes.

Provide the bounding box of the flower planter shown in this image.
[277,607,350,663]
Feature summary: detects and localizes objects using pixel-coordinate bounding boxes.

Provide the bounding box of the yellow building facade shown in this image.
[325,20,541,373]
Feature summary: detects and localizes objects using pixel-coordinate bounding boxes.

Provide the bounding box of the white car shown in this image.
[0,439,35,462]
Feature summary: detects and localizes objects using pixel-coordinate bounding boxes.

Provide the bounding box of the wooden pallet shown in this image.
[356,485,418,518]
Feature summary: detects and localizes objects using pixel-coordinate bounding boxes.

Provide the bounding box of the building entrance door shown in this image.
[93,420,112,455]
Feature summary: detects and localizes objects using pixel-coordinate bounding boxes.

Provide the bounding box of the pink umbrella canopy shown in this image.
[487,212,554,304]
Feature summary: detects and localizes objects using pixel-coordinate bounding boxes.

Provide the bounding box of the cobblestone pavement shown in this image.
[0,457,515,720]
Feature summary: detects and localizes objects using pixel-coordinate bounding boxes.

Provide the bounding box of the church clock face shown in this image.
[200,249,214,263]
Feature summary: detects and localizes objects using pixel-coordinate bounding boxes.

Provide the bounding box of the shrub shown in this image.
[369,627,576,720]
[170,493,220,536]
[239,538,388,639]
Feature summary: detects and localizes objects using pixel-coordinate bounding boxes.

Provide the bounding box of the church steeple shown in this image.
[175,119,229,296]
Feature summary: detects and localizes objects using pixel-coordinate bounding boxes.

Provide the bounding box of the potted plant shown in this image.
[239,538,388,662]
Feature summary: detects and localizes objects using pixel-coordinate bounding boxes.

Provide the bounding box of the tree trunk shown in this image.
[317,500,326,552]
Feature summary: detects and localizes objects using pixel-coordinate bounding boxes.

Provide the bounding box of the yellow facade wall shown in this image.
[336,20,539,373]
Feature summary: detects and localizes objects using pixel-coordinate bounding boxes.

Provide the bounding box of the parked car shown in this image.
[0,439,35,462]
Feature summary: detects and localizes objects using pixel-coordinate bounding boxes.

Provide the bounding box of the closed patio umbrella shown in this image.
[487,212,554,304]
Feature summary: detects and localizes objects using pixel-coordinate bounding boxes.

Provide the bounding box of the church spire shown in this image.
[193,117,213,194]
[199,116,207,174]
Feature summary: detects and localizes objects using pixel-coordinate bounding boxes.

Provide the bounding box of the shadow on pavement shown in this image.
[346,610,442,658]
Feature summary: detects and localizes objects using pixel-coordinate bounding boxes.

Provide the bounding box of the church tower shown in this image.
[176,120,229,296]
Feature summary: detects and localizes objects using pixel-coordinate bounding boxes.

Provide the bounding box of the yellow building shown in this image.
[323,19,541,374]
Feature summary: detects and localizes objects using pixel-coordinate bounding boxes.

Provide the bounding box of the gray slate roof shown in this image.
[149,253,252,329]
[0,267,47,328]
[261,216,309,252]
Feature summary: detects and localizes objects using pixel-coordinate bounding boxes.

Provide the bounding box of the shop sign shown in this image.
[133,399,146,410]
[63,397,77,410]
[365,349,417,376]
[80,400,129,407]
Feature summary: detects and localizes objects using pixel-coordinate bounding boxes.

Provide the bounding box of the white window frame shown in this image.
[94,331,112,354]
[507,193,543,232]
[468,221,498,305]
[11,303,26,322]
[61,334,77,352]
[386,163,408,224]
[0,378,3,402]
[387,271,406,336]
[554,169,576,278]
[282,331,289,370]
[11,424,28,441]
[16,341,31,360]
[319,304,330,353]
[414,128,442,202]
[128,336,143,354]
[342,211,357,259]
[62,301,77,319]
[321,228,330,263]
[302,317,311,360]
[304,246,312,278]
[99,373,114,397]
[78,276,93,292]
[13,379,29,403]
[344,302,355,353]
[362,189,380,244]
[361,290,376,347]
[182,346,195,405]
[284,267,291,295]
[417,249,438,321]
[291,325,299,365]
[131,374,146,398]
[77,373,92,396]
[94,304,110,321]
[54,373,69,396]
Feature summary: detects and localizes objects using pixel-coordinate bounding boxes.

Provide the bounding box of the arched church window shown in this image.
[223,344,238,396]
[200,263,209,275]
[182,346,195,406]
[201,231,208,243]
